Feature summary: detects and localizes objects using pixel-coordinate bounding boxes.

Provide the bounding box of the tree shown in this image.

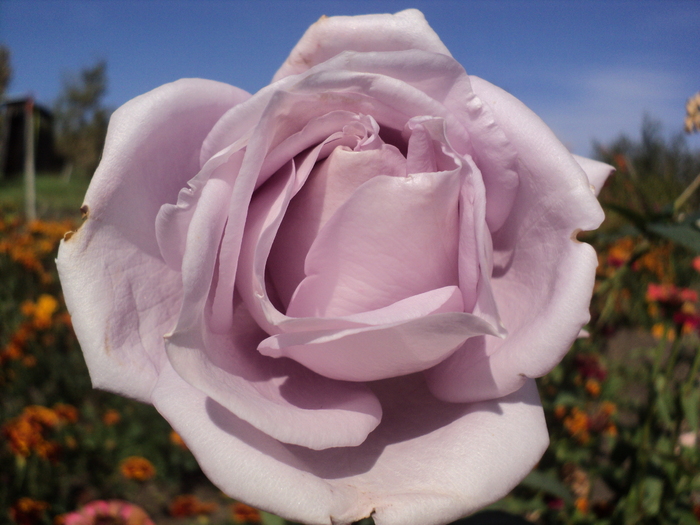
[53,60,110,178]
[594,116,700,220]
[0,45,13,178]
[0,45,11,98]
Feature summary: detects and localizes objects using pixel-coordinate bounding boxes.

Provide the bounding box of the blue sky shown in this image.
[2,0,699,156]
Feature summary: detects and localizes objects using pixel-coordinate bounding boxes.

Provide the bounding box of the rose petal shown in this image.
[273,9,451,82]
[272,145,407,311]
[426,76,605,403]
[56,79,248,401]
[57,226,180,402]
[236,116,385,335]
[153,367,547,525]
[258,307,498,382]
[288,167,461,318]
[573,154,615,196]
[165,297,381,450]
[151,363,346,525]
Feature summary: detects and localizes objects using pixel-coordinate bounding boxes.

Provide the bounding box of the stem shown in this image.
[673,172,700,214]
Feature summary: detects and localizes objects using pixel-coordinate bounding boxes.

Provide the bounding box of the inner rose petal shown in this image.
[268,145,407,309]
[286,166,461,319]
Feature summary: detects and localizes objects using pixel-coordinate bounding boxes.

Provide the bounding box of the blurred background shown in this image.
[1,1,700,524]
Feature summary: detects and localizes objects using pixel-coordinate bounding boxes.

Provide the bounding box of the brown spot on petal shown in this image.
[80,204,89,220]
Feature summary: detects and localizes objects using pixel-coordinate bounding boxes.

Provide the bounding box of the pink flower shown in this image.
[57,10,610,525]
[63,500,154,525]
[693,256,700,273]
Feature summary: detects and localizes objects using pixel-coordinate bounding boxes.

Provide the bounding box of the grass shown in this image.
[0,172,90,220]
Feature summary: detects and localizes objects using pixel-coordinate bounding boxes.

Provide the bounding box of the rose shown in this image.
[57,9,611,525]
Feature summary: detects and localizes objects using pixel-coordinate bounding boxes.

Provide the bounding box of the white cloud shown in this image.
[528,66,700,156]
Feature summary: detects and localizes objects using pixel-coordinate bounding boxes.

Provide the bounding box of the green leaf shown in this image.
[681,388,700,431]
[647,222,700,253]
[656,393,675,429]
[260,511,287,525]
[603,202,651,232]
[519,470,573,505]
[641,476,664,516]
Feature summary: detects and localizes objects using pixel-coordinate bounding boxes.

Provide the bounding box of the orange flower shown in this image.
[2,405,70,460]
[10,497,50,525]
[232,503,262,523]
[169,495,217,517]
[584,378,601,397]
[553,405,567,419]
[102,409,121,426]
[120,456,156,481]
[54,403,79,424]
[33,294,59,329]
[169,430,188,449]
[575,497,589,514]
[600,401,617,416]
[606,237,634,267]
[604,423,618,437]
[563,407,590,444]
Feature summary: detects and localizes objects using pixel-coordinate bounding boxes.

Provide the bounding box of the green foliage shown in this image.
[0,173,89,219]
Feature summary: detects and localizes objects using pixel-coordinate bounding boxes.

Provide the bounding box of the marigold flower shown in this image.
[120,456,156,481]
[20,300,35,317]
[553,405,567,419]
[62,500,154,525]
[604,423,618,437]
[33,294,59,329]
[2,405,66,459]
[169,494,218,517]
[102,409,121,426]
[606,237,634,268]
[574,497,589,514]
[647,302,660,318]
[10,497,50,525]
[584,378,601,397]
[651,322,675,341]
[563,408,590,444]
[232,502,262,523]
[600,401,617,417]
[54,403,79,424]
[25,405,61,426]
[169,430,188,449]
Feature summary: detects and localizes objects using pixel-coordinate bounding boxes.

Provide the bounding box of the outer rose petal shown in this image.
[573,154,615,196]
[152,365,548,525]
[273,9,451,82]
[56,79,249,401]
[426,76,605,403]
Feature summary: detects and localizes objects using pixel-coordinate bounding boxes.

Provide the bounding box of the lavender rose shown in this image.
[57,9,611,525]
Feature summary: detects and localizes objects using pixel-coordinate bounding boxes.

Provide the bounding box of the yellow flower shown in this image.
[33,294,59,329]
